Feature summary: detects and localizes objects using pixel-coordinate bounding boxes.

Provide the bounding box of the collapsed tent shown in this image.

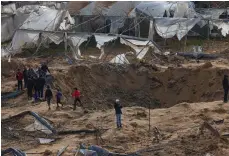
[2,5,75,56]
[154,17,201,40]
[67,34,89,59]
[94,35,118,59]
[135,1,196,18]
[2,111,56,134]
[110,53,131,64]
[120,38,160,59]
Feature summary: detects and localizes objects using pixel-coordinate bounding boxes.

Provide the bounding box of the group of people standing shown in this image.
[16,63,51,101]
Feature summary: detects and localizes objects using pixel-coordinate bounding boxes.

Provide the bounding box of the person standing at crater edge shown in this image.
[222,75,229,103]
[114,99,123,129]
[72,87,82,110]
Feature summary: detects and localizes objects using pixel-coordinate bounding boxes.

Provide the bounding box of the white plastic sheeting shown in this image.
[59,11,75,30]
[38,138,55,144]
[212,21,229,37]
[67,34,88,59]
[120,38,160,59]
[11,30,39,51]
[110,54,130,64]
[154,18,201,40]
[135,1,195,18]
[24,119,53,134]
[1,3,16,14]
[93,35,117,59]
[94,35,117,49]
[79,2,109,16]
[106,1,140,16]
[1,16,15,42]
[196,8,226,19]
[20,6,64,31]
[42,32,64,45]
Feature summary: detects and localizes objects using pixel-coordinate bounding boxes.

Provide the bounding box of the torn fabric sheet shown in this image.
[109,17,126,34]
[11,30,39,51]
[135,2,195,18]
[1,16,15,42]
[20,6,64,31]
[94,35,117,49]
[68,34,88,59]
[154,18,201,40]
[212,21,229,37]
[1,3,16,14]
[148,20,154,41]
[196,8,226,19]
[38,138,55,144]
[120,38,160,59]
[106,1,140,16]
[110,54,130,64]
[24,119,53,134]
[42,32,64,45]
[79,2,110,15]
[59,11,75,30]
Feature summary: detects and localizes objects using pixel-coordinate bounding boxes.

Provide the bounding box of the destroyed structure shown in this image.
[1,1,229,156]
[1,1,229,63]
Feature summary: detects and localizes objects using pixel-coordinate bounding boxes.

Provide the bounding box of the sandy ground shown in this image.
[1,46,229,155]
[2,99,229,156]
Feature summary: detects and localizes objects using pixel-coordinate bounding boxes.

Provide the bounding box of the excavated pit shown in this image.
[52,63,229,109]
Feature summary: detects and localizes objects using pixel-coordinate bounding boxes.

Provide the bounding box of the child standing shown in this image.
[56,89,63,108]
[72,87,82,110]
[45,85,53,110]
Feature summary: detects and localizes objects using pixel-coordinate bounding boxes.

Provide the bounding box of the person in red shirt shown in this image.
[72,87,82,110]
[16,69,23,91]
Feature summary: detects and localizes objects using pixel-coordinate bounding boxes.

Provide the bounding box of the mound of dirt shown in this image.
[52,63,229,109]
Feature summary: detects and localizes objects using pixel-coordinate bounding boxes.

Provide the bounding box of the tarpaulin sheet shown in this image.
[1,16,15,42]
[212,21,229,37]
[24,119,53,134]
[110,54,130,64]
[106,1,140,16]
[154,18,201,40]
[38,138,55,144]
[68,34,88,59]
[135,1,195,18]
[148,20,154,41]
[42,32,64,45]
[59,11,75,30]
[120,38,160,59]
[109,17,126,34]
[79,2,109,16]
[20,6,64,31]
[196,8,226,19]
[1,3,16,14]
[11,30,39,51]
[94,35,117,49]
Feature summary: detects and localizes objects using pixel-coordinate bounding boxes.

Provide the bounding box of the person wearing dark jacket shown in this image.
[16,69,23,91]
[23,67,28,88]
[27,78,34,100]
[37,76,46,99]
[114,99,123,128]
[223,75,229,103]
[41,63,50,73]
[45,85,53,110]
